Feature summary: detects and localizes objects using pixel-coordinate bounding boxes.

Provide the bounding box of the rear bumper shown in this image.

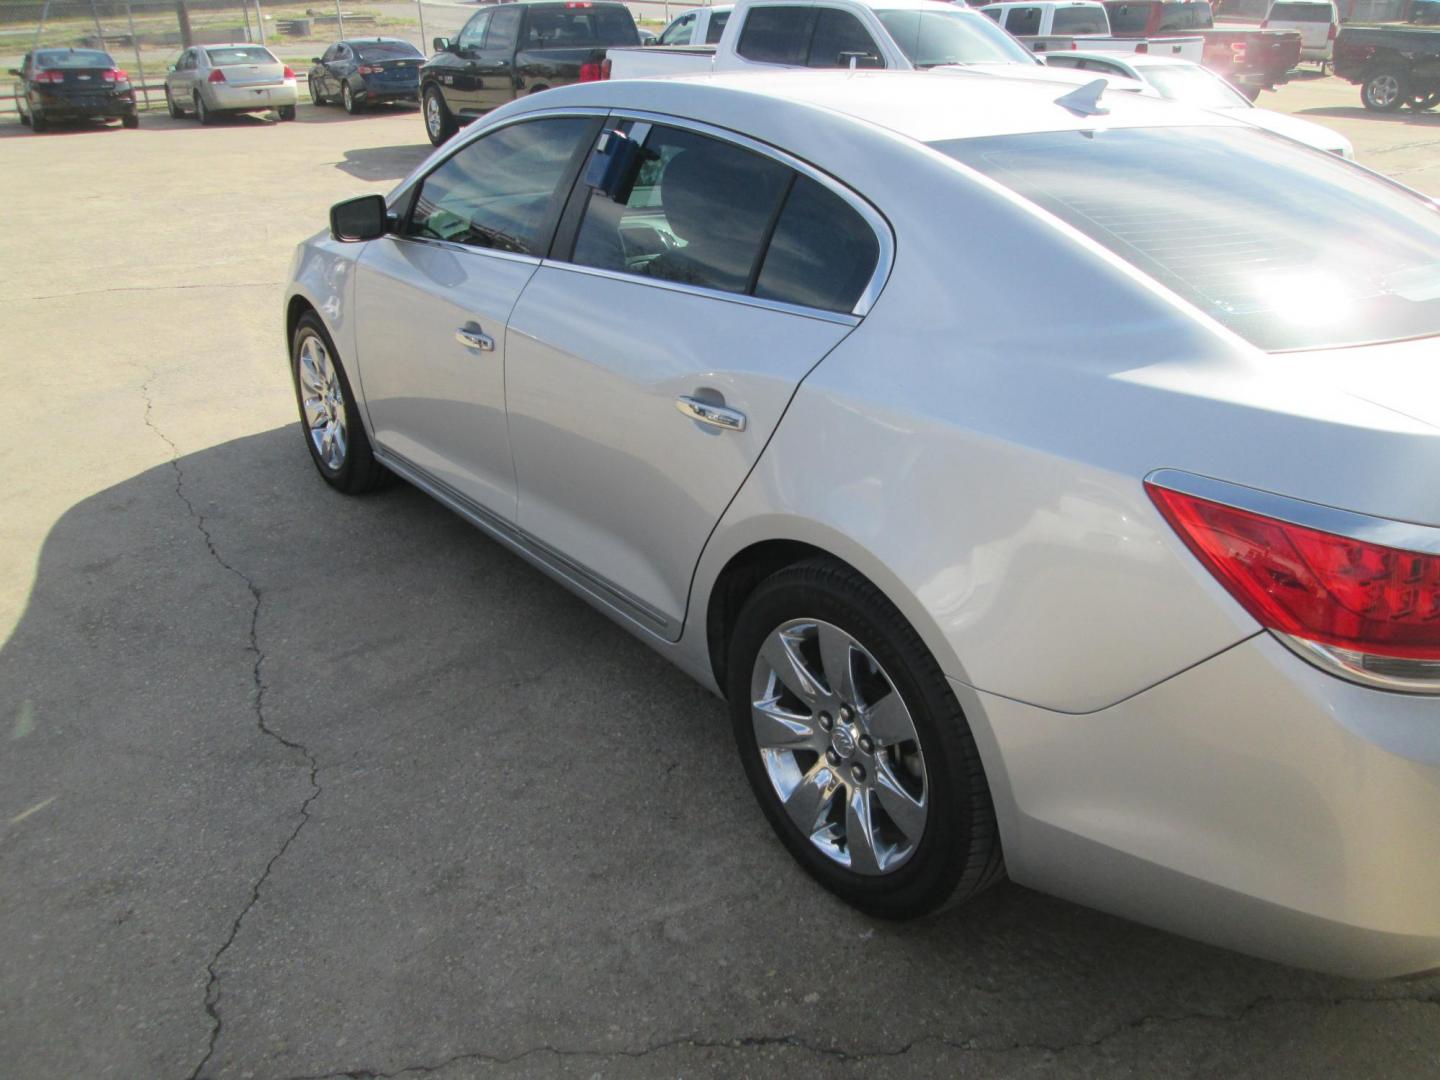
[1300,43,1334,61]
[33,92,134,119]
[957,633,1440,978]
[206,81,299,111]
[357,81,419,102]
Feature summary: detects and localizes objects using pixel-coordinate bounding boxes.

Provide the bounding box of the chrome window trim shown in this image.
[390,233,544,267]
[1276,634,1440,696]
[577,108,895,319]
[538,260,862,327]
[1145,468,1440,556]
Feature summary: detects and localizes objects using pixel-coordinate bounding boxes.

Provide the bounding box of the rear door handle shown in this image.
[455,323,495,352]
[676,396,746,432]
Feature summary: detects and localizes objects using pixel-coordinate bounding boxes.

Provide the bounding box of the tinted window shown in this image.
[524,4,638,46]
[572,125,790,294]
[660,12,696,44]
[1105,3,1153,32]
[458,11,490,50]
[1052,6,1110,33]
[1006,7,1043,34]
[706,10,732,42]
[755,176,880,313]
[488,6,522,50]
[737,6,813,64]
[808,9,883,67]
[1158,2,1213,29]
[933,126,1440,351]
[878,10,1036,65]
[355,41,423,61]
[205,46,277,65]
[1267,1,1333,18]
[980,7,1003,20]
[35,48,114,68]
[408,117,595,255]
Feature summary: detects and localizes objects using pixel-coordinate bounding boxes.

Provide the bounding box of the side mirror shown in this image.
[168,63,177,72]
[433,36,452,52]
[330,194,389,243]
[311,56,321,64]
[7,68,19,77]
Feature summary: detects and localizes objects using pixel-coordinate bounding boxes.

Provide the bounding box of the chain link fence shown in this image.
[1,1,716,116]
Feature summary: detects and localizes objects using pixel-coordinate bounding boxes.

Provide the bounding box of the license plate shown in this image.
[251,88,271,97]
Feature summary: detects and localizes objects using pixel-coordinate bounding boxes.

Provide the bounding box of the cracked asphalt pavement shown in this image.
[3,76,1439,1080]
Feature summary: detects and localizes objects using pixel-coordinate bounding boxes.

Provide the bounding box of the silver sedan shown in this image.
[284,70,1440,978]
[164,42,298,123]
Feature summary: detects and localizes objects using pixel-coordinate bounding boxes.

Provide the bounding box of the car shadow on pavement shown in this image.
[2,424,1435,1077]
[0,118,131,140]
[1298,105,1440,126]
[335,143,433,181]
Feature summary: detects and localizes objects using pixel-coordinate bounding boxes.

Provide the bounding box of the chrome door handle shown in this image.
[676,396,746,432]
[455,323,495,352]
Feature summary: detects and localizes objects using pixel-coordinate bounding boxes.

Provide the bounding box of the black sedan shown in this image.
[10,48,138,132]
[308,37,425,114]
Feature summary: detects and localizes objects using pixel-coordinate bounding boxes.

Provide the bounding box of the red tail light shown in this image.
[32,69,63,84]
[579,61,604,82]
[102,68,129,83]
[357,64,378,75]
[601,57,612,79]
[283,65,297,78]
[1260,17,1269,26]
[1147,483,1440,663]
[208,68,227,83]
[1328,21,1338,39]
[1135,41,1149,53]
[566,2,594,6]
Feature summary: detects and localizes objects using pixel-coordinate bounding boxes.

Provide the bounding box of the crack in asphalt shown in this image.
[139,374,323,1080]
[278,990,1440,1078]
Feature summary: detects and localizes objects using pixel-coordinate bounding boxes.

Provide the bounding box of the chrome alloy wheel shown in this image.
[750,619,928,875]
[1369,73,1401,108]
[297,334,347,471]
[425,91,443,140]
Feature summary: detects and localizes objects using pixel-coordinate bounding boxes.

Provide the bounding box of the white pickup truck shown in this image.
[606,0,1058,79]
[655,5,734,47]
[978,1,1204,60]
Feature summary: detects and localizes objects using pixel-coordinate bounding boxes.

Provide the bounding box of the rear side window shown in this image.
[1266,1,1333,19]
[488,7,523,50]
[933,126,1440,351]
[706,11,731,42]
[1006,7,1043,34]
[1104,3,1153,32]
[206,46,276,65]
[1158,2,1212,29]
[523,4,638,46]
[407,117,597,255]
[807,9,883,68]
[754,176,880,313]
[737,6,813,64]
[1051,6,1110,33]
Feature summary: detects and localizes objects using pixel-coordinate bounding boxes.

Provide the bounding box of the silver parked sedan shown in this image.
[284,70,1440,977]
[164,42,298,123]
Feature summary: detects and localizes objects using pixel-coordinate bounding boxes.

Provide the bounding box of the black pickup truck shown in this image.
[419,0,639,145]
[1334,25,1440,112]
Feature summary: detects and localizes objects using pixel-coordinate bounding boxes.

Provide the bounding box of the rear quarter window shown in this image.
[1052,7,1111,34]
[737,6,814,63]
[754,176,880,313]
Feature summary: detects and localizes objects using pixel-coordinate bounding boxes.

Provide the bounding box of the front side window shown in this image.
[706,11,732,42]
[754,176,880,313]
[1005,7,1043,34]
[878,9,1038,65]
[572,125,791,294]
[737,6,813,64]
[934,126,1440,351]
[407,117,597,255]
[808,9,884,68]
[660,12,696,45]
[206,46,276,66]
[458,11,491,51]
[1051,6,1110,33]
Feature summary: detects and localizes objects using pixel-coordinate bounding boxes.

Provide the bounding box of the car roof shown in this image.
[339,37,416,45]
[603,69,1241,143]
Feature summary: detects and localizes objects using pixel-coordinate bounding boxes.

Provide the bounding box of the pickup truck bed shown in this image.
[1333,25,1440,112]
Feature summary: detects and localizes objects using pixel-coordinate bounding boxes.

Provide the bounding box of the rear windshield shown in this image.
[932,126,1440,351]
[877,10,1038,67]
[35,48,114,68]
[524,4,638,46]
[354,41,423,61]
[1144,63,1249,106]
[206,46,278,65]
[1052,6,1111,34]
[1266,2,1333,19]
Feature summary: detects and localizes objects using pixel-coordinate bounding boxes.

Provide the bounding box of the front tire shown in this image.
[423,84,456,146]
[726,559,1003,920]
[122,111,139,129]
[1362,67,1409,112]
[291,312,387,494]
[30,110,47,133]
[194,92,214,125]
[342,81,359,114]
[309,76,326,105]
[166,87,184,117]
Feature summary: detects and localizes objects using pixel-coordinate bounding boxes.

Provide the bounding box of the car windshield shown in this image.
[354,41,422,61]
[525,5,638,46]
[35,48,114,68]
[1267,1,1332,19]
[1143,64,1250,106]
[931,126,1440,351]
[1052,7,1111,34]
[206,46,278,65]
[877,10,1038,67]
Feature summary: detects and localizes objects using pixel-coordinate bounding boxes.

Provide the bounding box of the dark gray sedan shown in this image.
[308,37,424,114]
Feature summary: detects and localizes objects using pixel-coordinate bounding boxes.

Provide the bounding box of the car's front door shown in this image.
[169,48,195,99]
[352,114,603,520]
[445,9,491,113]
[504,119,886,637]
[323,43,351,98]
[474,4,522,111]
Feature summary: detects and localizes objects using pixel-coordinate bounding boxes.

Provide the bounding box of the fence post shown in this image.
[254,0,267,45]
[126,3,150,109]
[334,0,345,39]
[89,0,106,48]
[417,0,427,51]
[242,0,253,42]
[34,0,52,51]
[176,1,193,48]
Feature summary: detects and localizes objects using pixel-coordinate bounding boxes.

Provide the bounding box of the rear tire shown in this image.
[194,92,214,125]
[726,558,1003,920]
[290,312,387,495]
[1408,90,1440,111]
[277,104,296,121]
[30,110,47,133]
[423,84,456,146]
[17,105,30,126]
[122,111,139,129]
[342,81,360,114]
[1362,66,1409,112]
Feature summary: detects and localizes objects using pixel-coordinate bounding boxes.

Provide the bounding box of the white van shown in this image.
[1262,0,1339,66]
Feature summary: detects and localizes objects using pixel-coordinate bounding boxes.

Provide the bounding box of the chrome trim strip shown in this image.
[389,234,543,266]
[1144,468,1440,556]
[373,448,677,639]
[612,109,895,319]
[1275,633,1440,696]
[537,260,861,327]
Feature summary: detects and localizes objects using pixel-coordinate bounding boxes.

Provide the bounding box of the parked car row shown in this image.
[288,66,1440,980]
[10,48,139,131]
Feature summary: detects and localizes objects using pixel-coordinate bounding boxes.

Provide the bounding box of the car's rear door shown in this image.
[503,118,887,638]
[352,113,603,520]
